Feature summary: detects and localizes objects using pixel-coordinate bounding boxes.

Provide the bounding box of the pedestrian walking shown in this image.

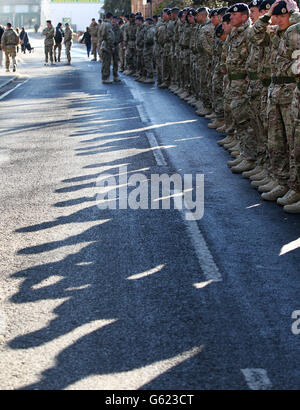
[20,27,31,53]
[0,23,19,72]
[80,27,91,58]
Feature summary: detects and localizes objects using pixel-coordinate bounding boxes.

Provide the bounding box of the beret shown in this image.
[145,18,153,23]
[135,12,142,16]
[106,12,113,19]
[129,13,135,18]
[197,7,209,13]
[171,8,180,12]
[135,16,144,21]
[217,7,229,15]
[222,13,232,23]
[272,0,288,14]
[187,9,197,16]
[228,3,249,13]
[178,11,183,18]
[248,0,263,8]
[209,9,219,17]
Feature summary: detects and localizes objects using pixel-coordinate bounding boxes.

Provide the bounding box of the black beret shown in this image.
[163,8,171,14]
[272,0,289,14]
[129,13,135,18]
[187,9,197,16]
[217,7,229,15]
[222,13,232,23]
[197,7,209,13]
[125,14,129,18]
[135,16,144,21]
[135,12,142,16]
[216,24,225,37]
[209,9,219,17]
[145,18,153,23]
[171,7,180,12]
[106,12,113,19]
[228,3,249,13]
[259,0,275,10]
[249,0,263,8]
[178,10,183,18]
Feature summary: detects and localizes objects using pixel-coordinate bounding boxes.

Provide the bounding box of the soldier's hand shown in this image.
[285,0,299,12]
[268,0,281,16]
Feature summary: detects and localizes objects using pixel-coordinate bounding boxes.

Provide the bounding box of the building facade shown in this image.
[131,0,164,17]
[0,0,41,28]
[40,0,104,32]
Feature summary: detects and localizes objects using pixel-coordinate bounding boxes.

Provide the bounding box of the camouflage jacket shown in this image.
[42,25,55,46]
[226,19,251,75]
[1,28,19,48]
[112,24,123,46]
[144,25,155,53]
[198,21,215,57]
[278,22,300,79]
[180,22,192,49]
[136,24,146,51]
[89,23,98,40]
[98,20,114,51]
[194,18,210,55]
[124,22,137,48]
[64,27,73,44]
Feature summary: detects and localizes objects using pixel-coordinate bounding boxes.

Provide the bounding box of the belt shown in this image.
[262,78,271,87]
[272,76,296,85]
[228,72,247,81]
[247,72,258,80]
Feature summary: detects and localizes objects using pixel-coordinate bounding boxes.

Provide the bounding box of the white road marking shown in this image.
[136,102,149,123]
[146,132,167,166]
[127,264,165,280]
[182,216,222,283]
[241,368,272,390]
[0,79,29,101]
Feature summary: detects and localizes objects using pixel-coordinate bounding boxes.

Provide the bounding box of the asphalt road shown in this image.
[0,36,299,390]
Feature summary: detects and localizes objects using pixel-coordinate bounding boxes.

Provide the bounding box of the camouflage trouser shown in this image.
[125,47,136,72]
[292,85,300,192]
[267,84,296,187]
[97,43,102,61]
[174,46,181,87]
[4,46,16,69]
[44,44,54,63]
[112,46,119,78]
[154,47,163,85]
[136,48,144,77]
[228,79,256,161]
[0,49,3,67]
[91,38,98,59]
[223,75,235,137]
[65,41,72,63]
[199,58,211,108]
[246,79,266,165]
[212,69,224,119]
[54,42,62,61]
[119,45,125,71]
[144,48,154,79]
[101,49,112,80]
[190,54,197,97]
[162,47,171,85]
[182,49,190,91]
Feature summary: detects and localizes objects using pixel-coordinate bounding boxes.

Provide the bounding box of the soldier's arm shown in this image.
[201,26,214,56]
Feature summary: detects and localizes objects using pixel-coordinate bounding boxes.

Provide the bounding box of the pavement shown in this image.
[0,37,299,391]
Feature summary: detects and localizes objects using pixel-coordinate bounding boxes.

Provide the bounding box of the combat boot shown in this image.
[242,166,263,179]
[208,119,225,129]
[257,180,278,193]
[216,124,226,133]
[114,76,121,82]
[231,150,241,158]
[261,185,288,201]
[218,135,234,146]
[205,113,217,120]
[227,156,243,167]
[228,143,240,153]
[143,78,155,84]
[137,77,146,82]
[158,82,168,89]
[231,160,255,174]
[250,169,268,181]
[277,190,300,206]
[251,177,271,188]
[223,139,238,150]
[179,91,189,99]
[196,107,211,116]
[283,200,300,213]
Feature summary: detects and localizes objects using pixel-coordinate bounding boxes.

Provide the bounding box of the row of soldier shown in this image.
[98,1,300,213]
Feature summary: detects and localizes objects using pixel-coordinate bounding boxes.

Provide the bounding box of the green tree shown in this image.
[103,0,131,15]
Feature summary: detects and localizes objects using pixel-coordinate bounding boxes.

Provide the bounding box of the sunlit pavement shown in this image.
[0,36,299,390]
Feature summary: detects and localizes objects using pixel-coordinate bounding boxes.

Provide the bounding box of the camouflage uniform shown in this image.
[226,19,256,161]
[143,24,155,80]
[98,19,115,81]
[221,35,235,137]
[180,21,193,92]
[1,27,19,70]
[112,23,122,79]
[254,14,296,187]
[64,26,73,64]
[119,24,126,71]
[124,21,137,73]
[189,22,198,98]
[89,22,99,60]
[164,19,175,86]
[136,24,146,79]
[42,25,55,64]
[196,18,213,109]
[154,20,165,85]
[177,20,185,90]
[212,37,225,120]
[173,18,182,88]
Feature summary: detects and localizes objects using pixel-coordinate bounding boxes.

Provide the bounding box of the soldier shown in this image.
[143,18,156,83]
[123,13,137,76]
[111,16,122,82]
[54,23,64,63]
[169,8,180,91]
[154,13,165,86]
[1,23,19,72]
[64,23,73,65]
[98,12,115,84]
[135,16,146,82]
[119,18,126,72]
[97,19,103,61]
[89,18,99,61]
[42,20,55,66]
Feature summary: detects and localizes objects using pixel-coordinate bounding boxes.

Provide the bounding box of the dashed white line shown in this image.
[241,368,272,390]
[0,79,29,101]
[146,131,167,166]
